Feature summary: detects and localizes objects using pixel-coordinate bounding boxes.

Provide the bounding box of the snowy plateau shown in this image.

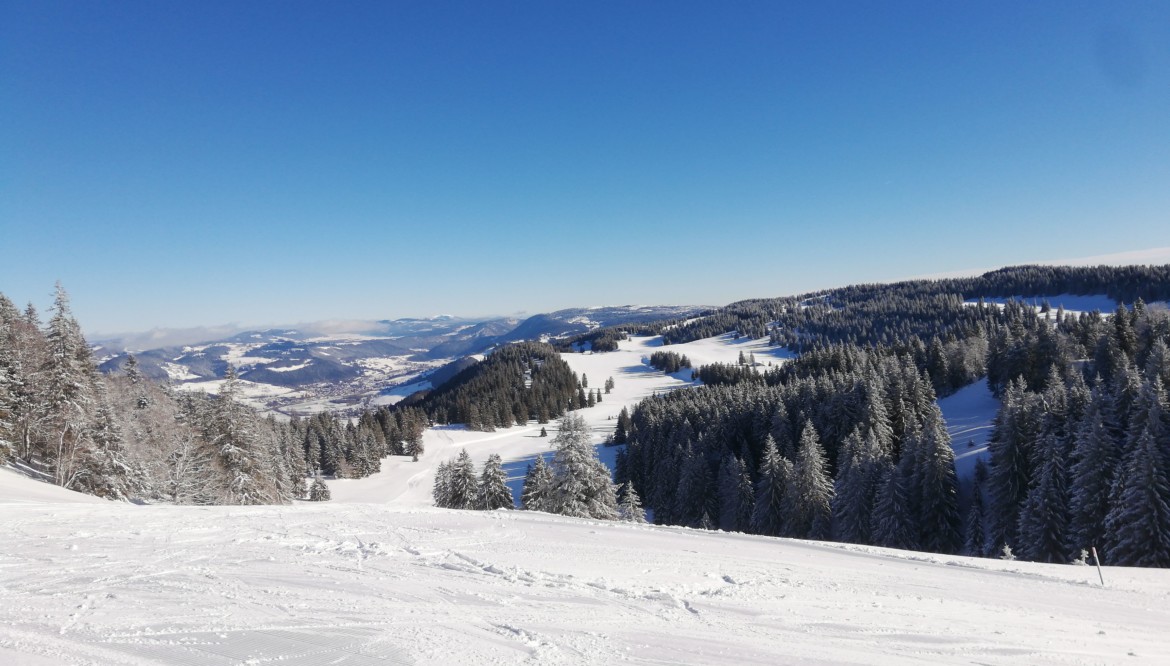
[4,333,1170,665]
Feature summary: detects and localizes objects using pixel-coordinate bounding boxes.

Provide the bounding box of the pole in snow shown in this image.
[1090,546,1105,586]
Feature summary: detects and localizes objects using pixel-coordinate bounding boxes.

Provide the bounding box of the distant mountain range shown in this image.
[94,305,703,415]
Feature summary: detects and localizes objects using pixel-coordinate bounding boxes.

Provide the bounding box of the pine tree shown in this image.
[783,423,833,539]
[432,460,452,507]
[309,472,331,501]
[965,459,989,556]
[521,455,554,512]
[673,444,711,527]
[1016,432,1071,562]
[613,407,630,444]
[477,453,513,510]
[717,455,752,532]
[549,413,619,519]
[831,430,881,544]
[914,408,962,554]
[447,449,479,510]
[871,462,915,550]
[750,435,790,536]
[41,283,96,489]
[986,379,1040,551]
[618,482,647,523]
[1102,380,1170,566]
[1068,388,1121,553]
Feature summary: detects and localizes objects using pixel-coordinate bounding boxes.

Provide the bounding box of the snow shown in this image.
[266,360,312,372]
[2,499,1169,664]
[0,466,108,505]
[159,362,199,381]
[938,379,1000,480]
[328,334,779,508]
[964,294,1121,319]
[5,334,1170,663]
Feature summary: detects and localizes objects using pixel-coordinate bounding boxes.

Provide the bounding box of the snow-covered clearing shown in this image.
[329,334,790,507]
[938,379,1000,480]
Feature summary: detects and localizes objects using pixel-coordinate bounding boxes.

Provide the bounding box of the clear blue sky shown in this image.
[3,1,1169,335]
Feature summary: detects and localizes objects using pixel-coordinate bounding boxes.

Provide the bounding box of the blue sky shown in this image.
[2,1,1169,335]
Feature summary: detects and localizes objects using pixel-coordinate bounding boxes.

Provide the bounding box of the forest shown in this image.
[602,265,1170,567]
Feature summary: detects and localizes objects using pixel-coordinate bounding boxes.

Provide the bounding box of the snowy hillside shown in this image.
[2,499,1168,664]
[4,333,1168,664]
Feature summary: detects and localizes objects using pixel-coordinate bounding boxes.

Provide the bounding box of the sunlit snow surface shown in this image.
[3,501,1169,664]
[6,335,1167,665]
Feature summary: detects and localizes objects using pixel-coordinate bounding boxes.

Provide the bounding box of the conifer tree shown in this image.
[1016,432,1071,562]
[521,455,554,512]
[717,454,752,532]
[750,435,790,536]
[618,482,647,523]
[477,453,513,510]
[309,472,331,501]
[549,413,619,519]
[871,462,915,550]
[965,459,989,556]
[832,430,880,544]
[1103,380,1170,566]
[1068,388,1121,553]
[447,449,479,510]
[432,460,452,508]
[783,423,833,539]
[914,408,962,554]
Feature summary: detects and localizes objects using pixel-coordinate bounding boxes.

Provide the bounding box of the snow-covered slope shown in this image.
[5,334,1167,664]
[2,502,1168,664]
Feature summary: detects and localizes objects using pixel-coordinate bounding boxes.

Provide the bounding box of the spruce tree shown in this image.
[618,482,647,523]
[447,449,479,510]
[965,459,989,556]
[432,460,452,507]
[477,453,513,510]
[309,472,331,501]
[832,430,880,544]
[871,463,915,550]
[1102,380,1170,566]
[750,435,790,536]
[1068,388,1121,553]
[914,408,962,554]
[783,423,833,539]
[1016,432,1071,562]
[717,454,752,532]
[549,413,619,519]
[521,455,554,512]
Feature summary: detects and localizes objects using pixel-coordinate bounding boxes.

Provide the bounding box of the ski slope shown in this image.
[3,500,1169,665]
[13,333,1135,666]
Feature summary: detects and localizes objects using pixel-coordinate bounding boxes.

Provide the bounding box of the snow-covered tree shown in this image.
[1103,380,1170,567]
[914,408,962,554]
[783,423,833,540]
[432,460,453,508]
[831,430,881,544]
[871,462,915,550]
[549,413,618,519]
[717,454,753,532]
[521,456,554,512]
[618,482,647,523]
[309,472,331,501]
[477,453,513,510]
[447,449,478,510]
[750,435,790,536]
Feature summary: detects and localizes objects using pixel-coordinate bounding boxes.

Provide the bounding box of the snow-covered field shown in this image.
[9,333,1160,665]
[3,491,1169,664]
